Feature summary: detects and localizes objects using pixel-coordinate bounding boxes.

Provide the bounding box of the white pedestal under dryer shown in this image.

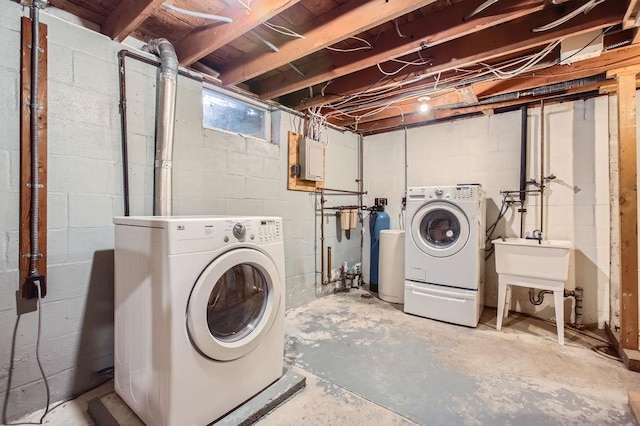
[113,216,285,426]
[404,185,486,327]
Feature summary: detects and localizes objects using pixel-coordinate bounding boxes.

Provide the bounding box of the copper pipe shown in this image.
[327,246,332,283]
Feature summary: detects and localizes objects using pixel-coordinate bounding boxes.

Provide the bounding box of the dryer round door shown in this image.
[411,201,470,258]
[187,248,281,361]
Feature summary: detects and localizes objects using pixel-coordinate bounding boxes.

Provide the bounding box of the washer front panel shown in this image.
[187,248,281,361]
[411,201,470,258]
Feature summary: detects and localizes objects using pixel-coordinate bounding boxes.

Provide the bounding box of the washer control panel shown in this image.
[408,185,483,201]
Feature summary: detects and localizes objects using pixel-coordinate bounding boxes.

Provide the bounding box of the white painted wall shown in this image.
[364,98,611,328]
[0,2,360,420]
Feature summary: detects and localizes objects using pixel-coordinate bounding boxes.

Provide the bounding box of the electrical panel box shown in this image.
[299,137,324,182]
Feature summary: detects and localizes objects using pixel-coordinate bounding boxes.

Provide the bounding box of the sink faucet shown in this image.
[532,229,542,244]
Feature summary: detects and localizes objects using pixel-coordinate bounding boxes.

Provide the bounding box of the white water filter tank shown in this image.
[378,230,405,303]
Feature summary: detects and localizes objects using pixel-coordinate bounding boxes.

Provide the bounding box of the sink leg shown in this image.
[497,278,507,330]
[553,290,564,345]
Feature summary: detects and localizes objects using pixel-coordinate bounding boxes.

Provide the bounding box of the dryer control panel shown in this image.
[221,218,282,244]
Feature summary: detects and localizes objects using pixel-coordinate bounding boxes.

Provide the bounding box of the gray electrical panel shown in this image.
[299,137,324,182]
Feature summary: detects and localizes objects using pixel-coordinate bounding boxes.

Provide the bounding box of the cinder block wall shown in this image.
[364,99,612,327]
[0,3,360,421]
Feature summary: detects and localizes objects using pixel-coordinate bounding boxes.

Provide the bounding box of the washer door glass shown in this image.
[207,264,268,343]
[187,248,281,361]
[411,201,470,258]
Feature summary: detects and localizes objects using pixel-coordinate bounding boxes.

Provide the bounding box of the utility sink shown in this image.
[492,238,572,282]
[492,237,573,345]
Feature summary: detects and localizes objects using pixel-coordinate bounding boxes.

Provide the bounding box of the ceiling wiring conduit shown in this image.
[437,74,607,110]
[144,38,178,216]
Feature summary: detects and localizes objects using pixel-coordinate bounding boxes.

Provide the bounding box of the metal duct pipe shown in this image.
[144,38,178,216]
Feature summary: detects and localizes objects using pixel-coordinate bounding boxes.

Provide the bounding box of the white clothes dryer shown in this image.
[113,216,285,426]
[404,185,486,327]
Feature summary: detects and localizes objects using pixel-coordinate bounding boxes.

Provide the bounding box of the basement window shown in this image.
[203,87,270,141]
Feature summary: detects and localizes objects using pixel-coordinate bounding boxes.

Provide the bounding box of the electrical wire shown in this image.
[263,22,305,39]
[393,19,408,38]
[558,25,613,65]
[161,3,233,23]
[35,282,50,424]
[532,0,606,32]
[236,0,251,12]
[311,26,604,126]
[479,40,561,80]
[326,36,373,52]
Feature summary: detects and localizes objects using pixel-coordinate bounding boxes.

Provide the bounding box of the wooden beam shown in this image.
[220,0,440,86]
[176,0,303,66]
[608,65,640,350]
[355,81,610,133]
[256,0,546,99]
[623,0,640,28]
[605,322,640,371]
[284,0,625,110]
[101,0,164,41]
[333,90,462,126]
[474,43,640,98]
[20,17,48,298]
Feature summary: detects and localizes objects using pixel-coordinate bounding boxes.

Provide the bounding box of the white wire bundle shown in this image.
[326,36,373,52]
[479,40,561,80]
[263,22,306,39]
[162,3,233,23]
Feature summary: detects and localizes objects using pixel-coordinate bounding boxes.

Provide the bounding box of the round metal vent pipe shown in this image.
[144,38,178,216]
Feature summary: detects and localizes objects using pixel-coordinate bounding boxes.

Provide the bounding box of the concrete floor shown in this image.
[9,288,640,425]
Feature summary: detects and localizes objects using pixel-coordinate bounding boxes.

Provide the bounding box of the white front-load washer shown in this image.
[113,216,285,426]
[404,185,486,327]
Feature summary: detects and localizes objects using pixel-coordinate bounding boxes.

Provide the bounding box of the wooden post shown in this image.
[19,17,48,298]
[608,66,640,351]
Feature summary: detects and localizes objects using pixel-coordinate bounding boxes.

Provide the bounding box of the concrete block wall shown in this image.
[363,98,612,327]
[0,2,360,421]
[168,77,361,308]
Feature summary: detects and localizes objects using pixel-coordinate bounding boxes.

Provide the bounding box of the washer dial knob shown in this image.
[435,189,444,197]
[232,223,246,239]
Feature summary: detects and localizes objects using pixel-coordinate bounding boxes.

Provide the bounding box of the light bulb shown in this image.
[419,102,429,113]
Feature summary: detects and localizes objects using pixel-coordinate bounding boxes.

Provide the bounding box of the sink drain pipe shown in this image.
[143,38,178,216]
[529,286,584,329]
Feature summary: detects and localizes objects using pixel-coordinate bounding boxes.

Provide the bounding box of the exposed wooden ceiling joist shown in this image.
[356,42,640,133]
[285,0,626,110]
[102,0,164,41]
[473,42,640,97]
[176,0,302,66]
[331,90,464,127]
[256,0,546,100]
[623,0,640,28]
[219,0,443,86]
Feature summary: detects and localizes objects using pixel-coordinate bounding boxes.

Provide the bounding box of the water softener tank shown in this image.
[369,198,390,292]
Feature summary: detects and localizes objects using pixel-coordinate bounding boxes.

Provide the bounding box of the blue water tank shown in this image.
[369,210,390,292]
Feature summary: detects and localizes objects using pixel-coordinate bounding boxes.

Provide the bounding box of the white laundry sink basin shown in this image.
[492,238,572,282]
